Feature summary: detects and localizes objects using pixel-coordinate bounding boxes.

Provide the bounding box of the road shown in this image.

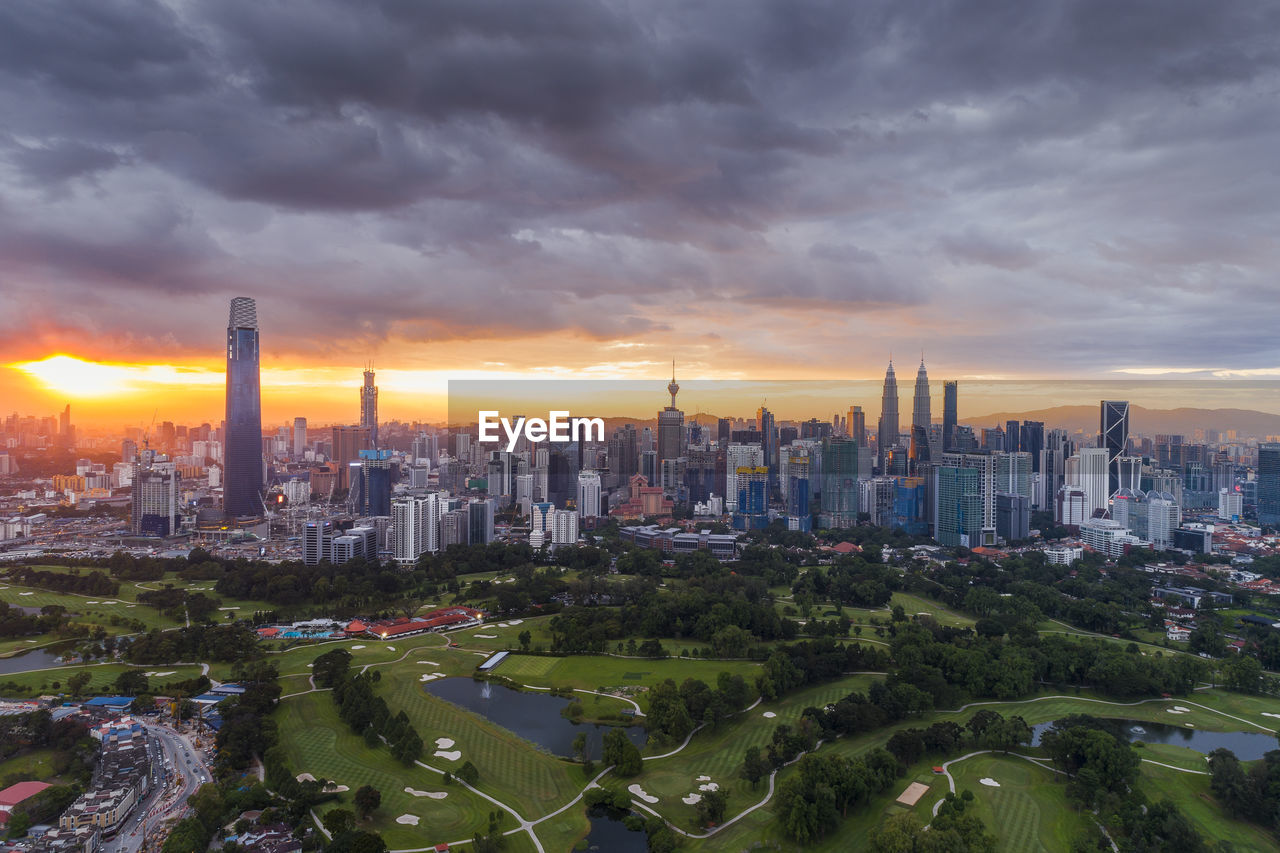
[103,721,215,853]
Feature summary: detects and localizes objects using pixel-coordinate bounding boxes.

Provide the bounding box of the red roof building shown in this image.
[0,781,52,824]
[831,542,861,555]
[362,608,484,640]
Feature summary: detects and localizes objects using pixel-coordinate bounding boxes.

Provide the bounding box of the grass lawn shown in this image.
[377,664,589,826]
[492,654,762,711]
[1139,761,1277,852]
[0,582,174,633]
[0,748,62,785]
[277,688,502,850]
[0,662,205,697]
[949,753,1085,852]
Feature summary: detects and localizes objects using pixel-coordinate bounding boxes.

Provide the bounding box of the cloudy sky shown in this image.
[2,0,1278,424]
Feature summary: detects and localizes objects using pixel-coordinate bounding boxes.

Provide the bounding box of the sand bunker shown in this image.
[395,814,420,825]
[351,645,366,650]
[436,738,456,749]
[218,606,239,611]
[1262,712,1280,719]
[387,646,395,651]
[324,784,348,793]
[87,601,99,605]
[979,778,1000,787]
[417,660,439,666]
[404,788,447,799]
[507,619,523,625]
[896,782,930,806]
[434,672,447,677]
[682,793,702,805]
[435,750,462,761]
[1185,723,1195,727]
[628,784,658,804]
[419,674,439,682]
[697,775,711,782]
[144,671,176,677]
[474,633,497,639]
[762,711,777,718]
[698,782,719,792]
[296,773,317,782]
[19,592,33,596]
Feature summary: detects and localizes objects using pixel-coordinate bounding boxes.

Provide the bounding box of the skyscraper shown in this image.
[224,297,264,518]
[577,470,602,518]
[292,417,307,459]
[657,363,684,467]
[1258,443,1280,526]
[361,369,379,448]
[1020,421,1044,474]
[912,359,931,432]
[942,381,958,452]
[757,405,777,492]
[847,405,866,447]
[1100,400,1130,497]
[877,360,899,471]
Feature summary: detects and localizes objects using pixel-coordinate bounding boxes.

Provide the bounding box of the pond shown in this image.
[1031,718,1279,761]
[582,807,648,852]
[0,647,66,676]
[420,677,647,759]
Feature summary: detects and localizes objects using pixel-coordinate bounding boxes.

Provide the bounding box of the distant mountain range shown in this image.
[967,405,1280,437]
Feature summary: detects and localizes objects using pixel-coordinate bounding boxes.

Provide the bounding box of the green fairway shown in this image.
[376,665,588,824]
[0,661,205,696]
[277,688,501,849]
[1139,761,1277,852]
[494,654,762,710]
[950,753,1083,852]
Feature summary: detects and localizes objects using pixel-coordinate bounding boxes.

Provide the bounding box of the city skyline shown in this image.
[2,1,1279,423]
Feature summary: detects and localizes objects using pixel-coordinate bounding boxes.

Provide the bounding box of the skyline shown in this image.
[2,0,1280,420]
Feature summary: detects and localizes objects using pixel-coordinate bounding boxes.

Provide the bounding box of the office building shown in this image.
[332,425,371,491]
[996,492,1030,542]
[995,452,1032,501]
[1218,487,1243,521]
[848,405,866,447]
[1077,447,1110,518]
[936,466,983,548]
[757,406,777,492]
[357,449,393,517]
[893,476,928,536]
[912,359,931,433]
[131,461,178,537]
[1020,421,1044,473]
[877,360,899,470]
[440,509,469,548]
[1100,400,1130,497]
[577,471,602,518]
[361,369,379,447]
[468,499,495,545]
[292,417,307,458]
[819,436,859,528]
[942,380,958,452]
[725,443,765,511]
[1079,518,1145,558]
[303,519,334,566]
[224,297,264,518]
[332,526,377,563]
[1259,443,1280,526]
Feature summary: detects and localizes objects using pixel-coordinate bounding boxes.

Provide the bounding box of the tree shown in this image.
[518,630,532,650]
[354,785,381,820]
[602,728,642,776]
[323,808,358,837]
[67,670,91,697]
[457,761,480,785]
[572,732,588,764]
[696,787,728,826]
[740,746,769,789]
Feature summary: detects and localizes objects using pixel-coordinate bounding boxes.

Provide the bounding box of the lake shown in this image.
[1031,718,1278,760]
[583,807,647,852]
[420,677,647,758]
[0,647,65,675]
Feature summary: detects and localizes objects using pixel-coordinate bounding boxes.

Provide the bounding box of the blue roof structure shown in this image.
[83,696,132,707]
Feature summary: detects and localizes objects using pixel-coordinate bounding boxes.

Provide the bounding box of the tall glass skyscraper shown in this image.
[942,380,958,452]
[224,297,264,518]
[1100,400,1130,498]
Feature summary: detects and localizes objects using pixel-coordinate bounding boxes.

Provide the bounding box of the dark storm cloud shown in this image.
[0,0,1278,372]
